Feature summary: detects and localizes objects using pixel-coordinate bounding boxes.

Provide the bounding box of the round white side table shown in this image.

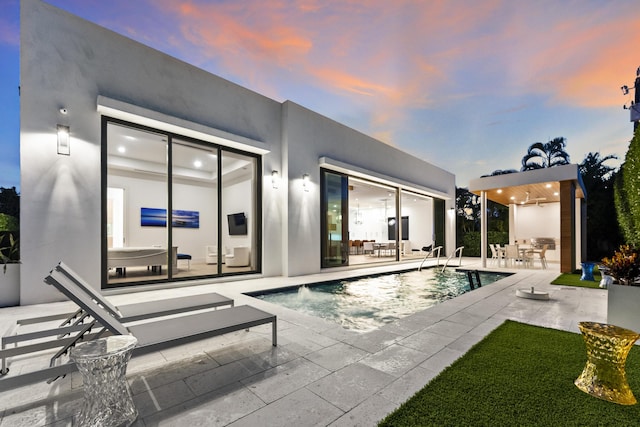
[70,335,138,427]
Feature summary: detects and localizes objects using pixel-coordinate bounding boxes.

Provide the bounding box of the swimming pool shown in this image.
[250,269,510,332]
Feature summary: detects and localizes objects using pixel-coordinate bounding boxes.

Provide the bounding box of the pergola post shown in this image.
[481,191,487,268]
[560,180,576,273]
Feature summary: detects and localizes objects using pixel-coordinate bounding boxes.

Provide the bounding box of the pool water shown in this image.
[252,269,509,332]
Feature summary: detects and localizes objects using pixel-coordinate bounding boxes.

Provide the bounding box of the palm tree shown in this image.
[579,152,617,191]
[481,169,518,177]
[521,137,570,171]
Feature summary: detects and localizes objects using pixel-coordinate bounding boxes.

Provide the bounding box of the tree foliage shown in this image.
[455,187,509,253]
[615,126,640,246]
[481,169,518,178]
[0,214,18,232]
[521,137,570,170]
[0,187,20,218]
[579,152,622,259]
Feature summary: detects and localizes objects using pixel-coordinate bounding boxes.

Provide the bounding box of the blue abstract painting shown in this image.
[141,208,199,228]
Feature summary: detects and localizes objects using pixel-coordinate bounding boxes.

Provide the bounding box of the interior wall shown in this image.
[109,170,255,263]
[514,203,561,262]
[401,202,434,250]
[173,179,218,263]
[108,171,219,264]
[222,179,253,255]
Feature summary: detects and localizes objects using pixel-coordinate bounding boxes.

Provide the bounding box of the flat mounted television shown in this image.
[388,216,409,240]
[227,212,248,235]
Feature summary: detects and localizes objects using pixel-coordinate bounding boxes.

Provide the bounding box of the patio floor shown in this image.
[0,258,606,426]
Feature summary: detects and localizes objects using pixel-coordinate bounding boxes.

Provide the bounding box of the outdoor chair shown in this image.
[489,244,500,266]
[0,263,276,391]
[44,263,276,352]
[504,244,521,268]
[525,244,548,269]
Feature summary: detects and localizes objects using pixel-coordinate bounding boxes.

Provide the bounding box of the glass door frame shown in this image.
[320,169,349,268]
[101,116,262,288]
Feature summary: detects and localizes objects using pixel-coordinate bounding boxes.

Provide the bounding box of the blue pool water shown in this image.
[251,269,510,332]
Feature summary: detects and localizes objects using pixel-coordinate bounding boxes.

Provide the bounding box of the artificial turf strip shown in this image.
[550,272,602,289]
[378,320,640,426]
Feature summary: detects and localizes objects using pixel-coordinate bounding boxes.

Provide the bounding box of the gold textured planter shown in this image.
[575,321,640,405]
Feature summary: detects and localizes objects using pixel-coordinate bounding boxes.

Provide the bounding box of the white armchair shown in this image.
[226,246,250,267]
[205,245,217,264]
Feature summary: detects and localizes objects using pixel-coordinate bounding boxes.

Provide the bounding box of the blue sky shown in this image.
[1,0,639,192]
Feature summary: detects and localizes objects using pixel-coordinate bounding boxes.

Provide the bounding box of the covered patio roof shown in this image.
[468,164,586,206]
[468,164,587,273]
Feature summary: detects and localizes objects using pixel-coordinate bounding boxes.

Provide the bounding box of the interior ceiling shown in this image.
[348,178,432,210]
[472,181,584,206]
[107,122,250,181]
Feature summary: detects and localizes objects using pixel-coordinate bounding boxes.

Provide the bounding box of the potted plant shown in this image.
[603,245,640,331]
[601,245,640,285]
[0,232,20,307]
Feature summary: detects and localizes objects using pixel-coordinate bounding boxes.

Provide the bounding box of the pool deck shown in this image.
[0,258,606,426]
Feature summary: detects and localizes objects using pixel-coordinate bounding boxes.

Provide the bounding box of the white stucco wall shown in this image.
[281,102,455,276]
[20,0,455,304]
[20,0,283,304]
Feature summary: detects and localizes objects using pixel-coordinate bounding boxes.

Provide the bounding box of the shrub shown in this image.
[601,244,640,285]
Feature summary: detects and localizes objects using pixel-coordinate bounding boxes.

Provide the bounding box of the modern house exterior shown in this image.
[19,0,456,305]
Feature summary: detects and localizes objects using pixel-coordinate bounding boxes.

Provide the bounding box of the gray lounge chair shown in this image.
[2,263,235,375]
[56,262,235,322]
[0,263,276,391]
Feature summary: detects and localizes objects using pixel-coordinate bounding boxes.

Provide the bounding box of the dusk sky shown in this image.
[1,0,638,192]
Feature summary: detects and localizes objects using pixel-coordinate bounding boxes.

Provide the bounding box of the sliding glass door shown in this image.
[106,122,169,283]
[104,118,260,288]
[321,168,442,268]
[171,140,219,278]
[321,170,348,267]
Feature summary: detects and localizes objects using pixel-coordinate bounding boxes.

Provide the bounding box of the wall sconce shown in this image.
[302,173,310,192]
[271,170,279,189]
[57,124,70,155]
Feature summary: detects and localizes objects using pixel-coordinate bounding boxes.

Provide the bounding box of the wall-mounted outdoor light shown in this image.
[271,170,279,189]
[302,173,310,192]
[57,124,70,155]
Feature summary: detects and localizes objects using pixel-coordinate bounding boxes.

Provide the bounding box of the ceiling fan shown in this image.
[524,191,547,206]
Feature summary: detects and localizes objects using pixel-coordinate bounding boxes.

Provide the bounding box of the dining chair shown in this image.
[505,244,520,268]
[489,244,499,266]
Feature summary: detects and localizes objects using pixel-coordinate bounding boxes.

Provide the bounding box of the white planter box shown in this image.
[0,264,20,307]
[607,283,640,332]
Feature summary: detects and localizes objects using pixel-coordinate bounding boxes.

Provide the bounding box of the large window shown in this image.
[321,170,348,267]
[104,119,260,288]
[346,177,397,266]
[321,168,440,268]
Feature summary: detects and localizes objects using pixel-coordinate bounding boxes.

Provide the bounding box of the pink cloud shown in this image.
[149,0,638,144]
[0,16,18,46]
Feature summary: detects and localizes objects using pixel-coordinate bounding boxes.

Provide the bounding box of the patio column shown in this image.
[560,180,576,273]
[481,191,487,268]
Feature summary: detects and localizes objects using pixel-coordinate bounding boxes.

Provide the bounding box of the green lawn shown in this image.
[551,270,602,289]
[379,320,640,426]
